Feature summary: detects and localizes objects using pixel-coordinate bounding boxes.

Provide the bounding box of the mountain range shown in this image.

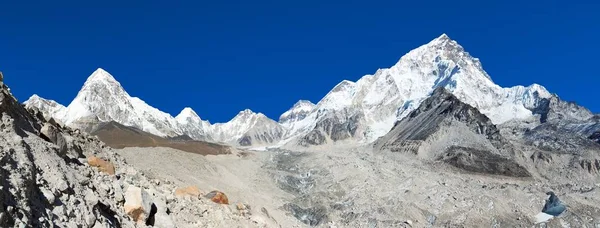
[24,34,600,149]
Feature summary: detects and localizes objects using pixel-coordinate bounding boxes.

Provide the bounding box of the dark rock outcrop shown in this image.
[588,131,600,144]
[376,87,530,177]
[299,109,365,146]
[440,146,531,177]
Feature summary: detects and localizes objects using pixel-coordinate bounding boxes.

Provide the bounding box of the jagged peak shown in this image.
[293,100,315,108]
[88,68,117,81]
[330,80,356,93]
[431,33,451,44]
[24,94,62,106]
[239,109,256,115]
[81,68,121,89]
[29,94,41,100]
[24,94,43,104]
[176,107,201,120]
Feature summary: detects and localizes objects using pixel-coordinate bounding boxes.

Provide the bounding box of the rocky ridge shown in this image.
[0,74,269,227]
[375,87,531,177]
[27,34,571,149]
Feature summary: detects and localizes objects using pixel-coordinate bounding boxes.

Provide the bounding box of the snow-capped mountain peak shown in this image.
[285,33,555,146]
[238,108,256,116]
[28,67,281,145]
[55,68,185,137]
[431,33,450,44]
[83,68,121,88]
[24,94,67,120]
[279,100,316,125]
[174,107,213,141]
[316,80,357,110]
[25,34,566,148]
[175,107,202,123]
[25,94,62,108]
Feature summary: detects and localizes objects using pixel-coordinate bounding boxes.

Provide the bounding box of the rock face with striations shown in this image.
[375,87,530,177]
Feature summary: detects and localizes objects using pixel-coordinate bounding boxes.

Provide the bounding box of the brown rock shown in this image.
[174,186,202,198]
[87,156,115,175]
[205,191,229,205]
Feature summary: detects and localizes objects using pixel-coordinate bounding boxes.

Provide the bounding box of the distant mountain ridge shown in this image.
[25,34,598,148]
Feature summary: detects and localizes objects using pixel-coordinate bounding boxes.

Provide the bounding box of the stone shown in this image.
[52,205,66,217]
[152,197,176,228]
[0,71,3,81]
[40,123,68,155]
[205,190,229,205]
[124,186,153,224]
[85,213,96,228]
[113,182,124,203]
[84,189,99,205]
[87,156,115,175]
[41,188,56,205]
[175,186,202,199]
[236,203,251,216]
[56,179,70,193]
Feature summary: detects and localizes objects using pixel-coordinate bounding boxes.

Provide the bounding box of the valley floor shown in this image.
[117,146,600,228]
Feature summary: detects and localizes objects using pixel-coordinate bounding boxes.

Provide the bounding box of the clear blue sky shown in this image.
[1,0,598,123]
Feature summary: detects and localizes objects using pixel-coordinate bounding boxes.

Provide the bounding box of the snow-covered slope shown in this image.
[30,69,283,146]
[24,94,67,120]
[29,34,584,148]
[175,107,213,141]
[279,100,315,126]
[31,68,211,141]
[284,34,553,146]
[212,109,285,146]
[59,68,182,137]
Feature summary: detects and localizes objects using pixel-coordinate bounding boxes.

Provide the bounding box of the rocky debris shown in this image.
[40,122,68,155]
[236,203,251,216]
[530,151,553,164]
[0,86,40,136]
[174,186,202,199]
[440,146,531,177]
[87,156,116,175]
[0,76,260,227]
[283,203,328,226]
[579,159,600,174]
[205,191,229,205]
[124,186,154,224]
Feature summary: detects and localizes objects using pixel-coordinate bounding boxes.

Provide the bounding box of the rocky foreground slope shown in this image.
[0,76,268,227]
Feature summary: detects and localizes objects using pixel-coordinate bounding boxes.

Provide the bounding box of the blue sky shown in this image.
[1,0,598,123]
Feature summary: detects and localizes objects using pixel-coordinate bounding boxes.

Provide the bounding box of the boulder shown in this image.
[40,123,68,155]
[124,186,153,224]
[150,195,176,228]
[205,190,229,205]
[174,186,202,199]
[87,156,116,175]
